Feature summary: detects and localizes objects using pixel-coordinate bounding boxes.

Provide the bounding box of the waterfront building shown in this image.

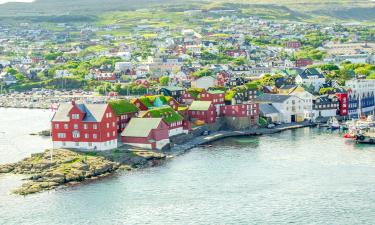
[312,95,339,119]
[188,101,217,124]
[121,118,170,150]
[346,79,375,118]
[51,101,118,151]
[142,106,189,137]
[108,99,139,132]
[199,90,225,115]
[255,94,305,123]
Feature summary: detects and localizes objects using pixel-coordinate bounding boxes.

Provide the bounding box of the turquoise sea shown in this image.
[1,108,375,224]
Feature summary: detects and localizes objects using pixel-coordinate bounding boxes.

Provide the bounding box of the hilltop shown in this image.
[0,0,373,24]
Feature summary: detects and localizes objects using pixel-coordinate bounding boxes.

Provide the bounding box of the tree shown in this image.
[159,76,170,86]
[191,68,212,78]
[233,57,246,66]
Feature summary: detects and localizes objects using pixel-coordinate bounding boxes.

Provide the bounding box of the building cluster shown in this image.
[51,84,260,151]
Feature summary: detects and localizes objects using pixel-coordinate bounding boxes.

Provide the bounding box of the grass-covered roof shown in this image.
[109,99,139,115]
[145,106,184,124]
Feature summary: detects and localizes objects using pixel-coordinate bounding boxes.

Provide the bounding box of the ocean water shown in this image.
[1,109,375,224]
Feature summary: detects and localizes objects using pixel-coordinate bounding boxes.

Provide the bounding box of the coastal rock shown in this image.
[0,164,15,173]
[0,148,167,195]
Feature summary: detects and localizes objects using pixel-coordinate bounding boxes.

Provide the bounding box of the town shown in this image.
[0,8,374,151]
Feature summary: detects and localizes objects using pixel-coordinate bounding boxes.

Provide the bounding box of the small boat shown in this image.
[328,117,340,130]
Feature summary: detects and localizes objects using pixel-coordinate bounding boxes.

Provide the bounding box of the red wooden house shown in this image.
[134,79,150,88]
[142,106,189,137]
[199,90,225,115]
[220,103,259,124]
[108,99,139,132]
[286,41,301,49]
[121,118,170,150]
[295,58,313,68]
[188,101,217,124]
[51,101,118,151]
[181,92,196,105]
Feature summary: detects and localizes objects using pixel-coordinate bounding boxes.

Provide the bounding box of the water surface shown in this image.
[1,109,375,224]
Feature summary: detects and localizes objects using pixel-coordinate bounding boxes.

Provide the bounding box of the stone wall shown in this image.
[223,116,259,130]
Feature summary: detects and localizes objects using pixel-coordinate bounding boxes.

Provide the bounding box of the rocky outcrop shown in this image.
[0,148,166,195]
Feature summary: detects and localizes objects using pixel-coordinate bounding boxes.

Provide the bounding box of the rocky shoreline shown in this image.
[0,148,166,195]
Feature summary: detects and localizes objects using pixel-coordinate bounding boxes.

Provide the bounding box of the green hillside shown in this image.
[0,0,373,24]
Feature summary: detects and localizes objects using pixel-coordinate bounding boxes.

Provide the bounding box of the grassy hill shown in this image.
[0,0,373,24]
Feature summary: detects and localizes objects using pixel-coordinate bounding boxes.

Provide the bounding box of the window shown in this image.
[85,134,89,139]
[55,124,60,129]
[112,122,115,127]
[72,131,80,138]
[107,123,109,128]
[74,124,78,129]
[113,131,116,136]
[107,132,110,137]
[93,124,97,129]
[84,124,88,129]
[57,133,66,138]
[93,134,97,139]
[64,124,68,129]
[72,114,79,119]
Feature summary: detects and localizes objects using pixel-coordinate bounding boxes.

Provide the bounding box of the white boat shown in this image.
[328,117,340,129]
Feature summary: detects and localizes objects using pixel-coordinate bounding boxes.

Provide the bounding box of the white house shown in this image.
[288,89,315,119]
[295,68,325,92]
[255,94,305,123]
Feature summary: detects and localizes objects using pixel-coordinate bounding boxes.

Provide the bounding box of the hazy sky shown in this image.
[0,0,34,4]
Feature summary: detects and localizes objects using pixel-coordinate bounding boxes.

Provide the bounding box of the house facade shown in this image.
[199,90,225,115]
[188,101,217,124]
[121,118,170,150]
[51,102,118,151]
[143,106,188,137]
[255,94,305,123]
[108,99,139,132]
[312,95,339,119]
[295,68,325,92]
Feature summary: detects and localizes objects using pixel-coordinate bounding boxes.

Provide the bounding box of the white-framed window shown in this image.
[93,134,97,139]
[93,124,97,129]
[112,122,115,127]
[57,133,66,138]
[107,132,110,137]
[64,124,68,129]
[83,124,88,129]
[85,133,89,139]
[55,124,59,129]
[72,114,79,119]
[113,131,115,136]
[106,123,109,128]
[74,124,78,129]
[72,131,80,138]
